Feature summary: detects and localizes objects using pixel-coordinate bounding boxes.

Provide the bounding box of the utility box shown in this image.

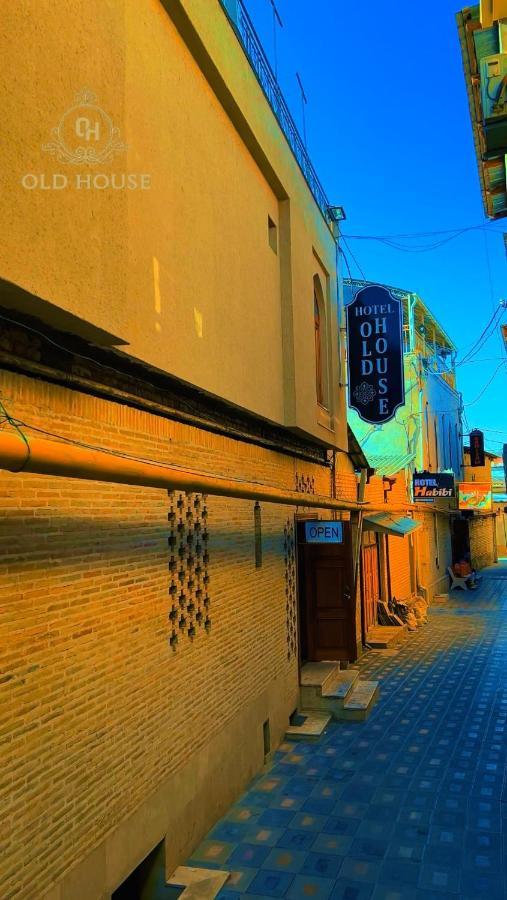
[480,53,507,122]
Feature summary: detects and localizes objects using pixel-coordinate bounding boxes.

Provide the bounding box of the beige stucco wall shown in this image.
[414,509,452,601]
[0,0,344,448]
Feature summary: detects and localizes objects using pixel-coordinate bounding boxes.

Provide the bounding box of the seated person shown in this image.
[453,558,478,588]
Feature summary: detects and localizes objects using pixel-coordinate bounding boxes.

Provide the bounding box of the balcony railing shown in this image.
[219,0,331,221]
[414,333,456,390]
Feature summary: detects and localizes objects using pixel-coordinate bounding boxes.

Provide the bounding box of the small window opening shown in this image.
[268,216,278,254]
[263,719,271,761]
[112,840,176,899]
[254,502,263,568]
[313,274,329,410]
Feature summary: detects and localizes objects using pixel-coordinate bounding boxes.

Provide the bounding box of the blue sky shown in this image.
[246,0,507,454]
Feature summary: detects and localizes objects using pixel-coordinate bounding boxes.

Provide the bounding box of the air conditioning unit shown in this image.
[481,0,507,28]
[480,53,507,121]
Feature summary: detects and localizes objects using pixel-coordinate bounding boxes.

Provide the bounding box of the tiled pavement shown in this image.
[178,563,507,899]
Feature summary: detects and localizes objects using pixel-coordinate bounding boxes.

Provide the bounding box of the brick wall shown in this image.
[0,369,349,899]
[469,515,496,569]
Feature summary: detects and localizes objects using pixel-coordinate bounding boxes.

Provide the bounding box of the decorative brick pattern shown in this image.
[284,519,297,660]
[167,491,211,650]
[294,473,315,494]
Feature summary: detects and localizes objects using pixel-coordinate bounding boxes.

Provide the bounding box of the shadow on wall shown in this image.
[0,514,286,572]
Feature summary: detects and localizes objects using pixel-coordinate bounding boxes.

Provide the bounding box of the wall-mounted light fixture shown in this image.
[327,205,346,223]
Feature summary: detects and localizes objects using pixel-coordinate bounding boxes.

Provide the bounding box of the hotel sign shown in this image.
[458,482,492,512]
[346,284,405,425]
[469,429,485,467]
[304,521,343,544]
[413,472,455,502]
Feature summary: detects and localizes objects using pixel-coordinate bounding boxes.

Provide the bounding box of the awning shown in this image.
[364,452,416,478]
[363,513,422,537]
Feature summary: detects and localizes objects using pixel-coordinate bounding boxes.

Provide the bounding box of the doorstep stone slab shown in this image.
[285,710,331,741]
[299,662,337,688]
[167,866,230,898]
[322,667,360,699]
[367,625,407,649]
[343,680,379,710]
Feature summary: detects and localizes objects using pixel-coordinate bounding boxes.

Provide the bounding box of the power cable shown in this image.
[456,306,504,366]
[463,360,507,407]
[343,224,504,253]
[344,223,503,240]
[341,236,367,281]
[0,398,31,466]
[339,244,353,283]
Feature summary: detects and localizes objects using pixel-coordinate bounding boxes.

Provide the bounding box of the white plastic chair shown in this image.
[447,566,469,591]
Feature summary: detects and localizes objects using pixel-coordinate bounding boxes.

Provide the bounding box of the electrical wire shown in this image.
[0,398,31,465]
[344,223,503,240]
[0,312,138,384]
[463,360,507,407]
[339,244,353,283]
[341,236,367,281]
[456,306,504,366]
[343,223,504,254]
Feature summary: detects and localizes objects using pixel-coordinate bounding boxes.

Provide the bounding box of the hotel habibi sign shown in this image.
[346,284,405,425]
[413,472,455,502]
[304,521,343,544]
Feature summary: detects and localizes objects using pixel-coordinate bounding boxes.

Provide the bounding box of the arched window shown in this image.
[313,275,329,409]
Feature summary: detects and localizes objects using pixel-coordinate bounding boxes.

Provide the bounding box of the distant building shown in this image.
[461,446,499,566]
[491,454,507,554]
[457,3,507,218]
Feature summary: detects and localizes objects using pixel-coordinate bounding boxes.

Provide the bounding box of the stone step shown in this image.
[285,710,332,742]
[300,662,360,712]
[300,661,339,694]
[366,625,407,649]
[322,667,361,699]
[167,866,230,898]
[335,680,380,721]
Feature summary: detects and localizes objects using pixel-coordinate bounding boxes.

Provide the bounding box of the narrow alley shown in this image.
[1,2,507,898]
[184,566,507,900]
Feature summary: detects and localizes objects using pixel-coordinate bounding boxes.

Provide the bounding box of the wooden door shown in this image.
[361,531,380,634]
[299,527,356,662]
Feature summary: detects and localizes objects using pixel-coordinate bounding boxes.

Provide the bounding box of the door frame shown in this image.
[360,529,381,643]
[296,519,356,664]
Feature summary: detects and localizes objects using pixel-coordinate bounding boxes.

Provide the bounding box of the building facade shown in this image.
[458,445,499,567]
[344,279,463,621]
[492,455,507,555]
[457,2,507,218]
[0,2,359,898]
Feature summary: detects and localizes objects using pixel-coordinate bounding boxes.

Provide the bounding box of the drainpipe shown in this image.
[353,467,368,647]
[0,432,364,512]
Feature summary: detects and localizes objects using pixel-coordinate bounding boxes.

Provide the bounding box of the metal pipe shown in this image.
[0,432,363,511]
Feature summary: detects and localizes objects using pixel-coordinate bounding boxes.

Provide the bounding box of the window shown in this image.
[268,216,278,254]
[313,275,329,409]
[434,417,439,470]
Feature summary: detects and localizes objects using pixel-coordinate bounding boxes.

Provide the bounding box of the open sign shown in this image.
[304,521,343,543]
